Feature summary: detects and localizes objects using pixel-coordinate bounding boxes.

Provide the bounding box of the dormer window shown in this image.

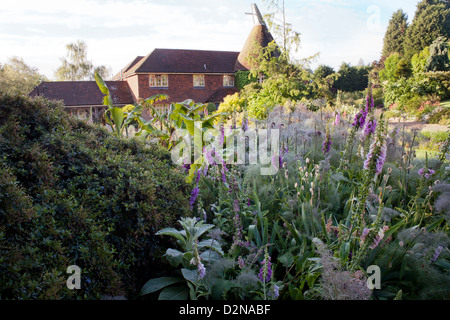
[258,74,265,84]
[223,75,234,87]
[149,74,168,87]
[193,74,205,87]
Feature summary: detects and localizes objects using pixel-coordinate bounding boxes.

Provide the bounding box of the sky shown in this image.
[0,0,420,80]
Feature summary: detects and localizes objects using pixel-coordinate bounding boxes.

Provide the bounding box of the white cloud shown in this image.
[0,0,422,78]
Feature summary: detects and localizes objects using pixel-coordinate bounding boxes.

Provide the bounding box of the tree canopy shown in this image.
[314,65,335,80]
[0,57,47,95]
[54,40,111,81]
[334,62,371,92]
[403,0,450,60]
[382,9,409,57]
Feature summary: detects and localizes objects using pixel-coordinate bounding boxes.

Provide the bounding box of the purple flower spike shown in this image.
[190,186,200,209]
[258,257,272,283]
[364,119,377,136]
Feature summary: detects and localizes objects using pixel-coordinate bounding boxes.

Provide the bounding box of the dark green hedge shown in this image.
[235,70,258,91]
[0,93,190,299]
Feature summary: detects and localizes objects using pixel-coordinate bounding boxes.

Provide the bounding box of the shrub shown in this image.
[428,107,450,125]
[0,93,190,299]
[235,70,258,91]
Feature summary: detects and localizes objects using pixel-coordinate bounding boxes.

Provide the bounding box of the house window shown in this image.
[223,75,234,87]
[154,104,171,115]
[258,74,265,84]
[193,74,205,87]
[149,74,168,87]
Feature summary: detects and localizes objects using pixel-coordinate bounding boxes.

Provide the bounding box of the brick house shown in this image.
[29,3,274,122]
[112,48,242,115]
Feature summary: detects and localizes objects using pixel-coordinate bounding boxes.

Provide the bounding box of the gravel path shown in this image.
[388,118,449,133]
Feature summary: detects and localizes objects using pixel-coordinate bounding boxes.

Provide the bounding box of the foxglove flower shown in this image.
[419,168,436,179]
[269,285,279,299]
[258,257,272,283]
[432,246,444,262]
[195,169,201,183]
[272,154,282,169]
[241,115,248,132]
[364,119,377,136]
[333,111,340,126]
[352,109,367,129]
[369,226,389,250]
[352,89,374,129]
[197,262,206,279]
[190,186,200,209]
[221,170,227,184]
[360,228,372,244]
[219,123,225,146]
[364,139,387,175]
[183,164,191,173]
[233,198,240,212]
[322,124,333,155]
[366,88,374,113]
[238,256,245,269]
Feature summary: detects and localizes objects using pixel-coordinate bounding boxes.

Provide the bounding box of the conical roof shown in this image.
[235,4,278,71]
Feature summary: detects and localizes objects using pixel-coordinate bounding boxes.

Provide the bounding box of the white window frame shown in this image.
[193,74,205,87]
[155,104,171,115]
[223,75,234,87]
[149,74,169,88]
[258,74,265,84]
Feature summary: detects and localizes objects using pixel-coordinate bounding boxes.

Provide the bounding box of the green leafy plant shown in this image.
[140,217,224,300]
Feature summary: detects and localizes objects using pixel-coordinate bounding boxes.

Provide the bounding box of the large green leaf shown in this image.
[145,94,169,105]
[137,121,158,136]
[280,216,302,244]
[102,95,115,109]
[199,250,221,262]
[249,224,262,247]
[164,248,184,267]
[339,241,351,263]
[94,72,110,95]
[181,268,198,284]
[158,286,189,300]
[198,239,224,256]
[111,106,125,136]
[156,228,187,247]
[434,258,450,271]
[178,113,195,136]
[189,224,215,241]
[141,277,184,296]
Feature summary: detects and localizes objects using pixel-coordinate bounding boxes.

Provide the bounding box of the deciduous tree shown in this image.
[55,40,111,81]
[262,0,301,63]
[0,57,47,95]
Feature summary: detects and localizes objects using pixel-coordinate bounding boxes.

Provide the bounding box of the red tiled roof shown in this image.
[123,49,240,77]
[235,24,278,71]
[29,81,134,106]
[113,56,144,80]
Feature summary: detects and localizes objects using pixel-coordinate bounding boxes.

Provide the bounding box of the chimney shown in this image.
[245,3,266,26]
[251,3,266,26]
[235,3,277,71]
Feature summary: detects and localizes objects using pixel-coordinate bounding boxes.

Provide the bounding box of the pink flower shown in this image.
[360,228,372,244]
[369,226,389,250]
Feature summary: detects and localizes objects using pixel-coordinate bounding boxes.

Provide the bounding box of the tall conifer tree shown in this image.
[403,0,450,60]
[382,9,409,57]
